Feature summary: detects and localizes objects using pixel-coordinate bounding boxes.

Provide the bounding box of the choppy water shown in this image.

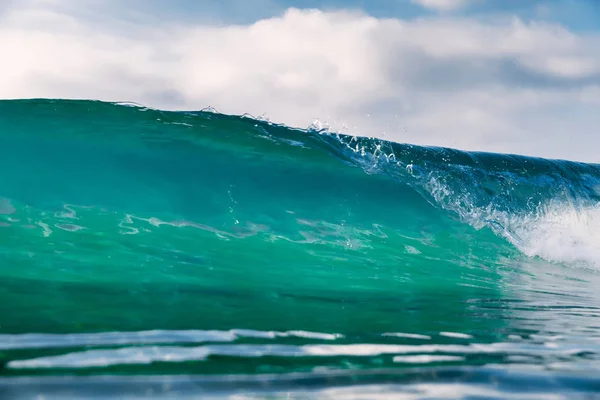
[1,99,600,399]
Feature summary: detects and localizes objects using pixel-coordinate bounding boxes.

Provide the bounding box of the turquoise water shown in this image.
[1,99,600,399]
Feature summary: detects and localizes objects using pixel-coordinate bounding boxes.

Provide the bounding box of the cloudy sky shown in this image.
[1,0,599,162]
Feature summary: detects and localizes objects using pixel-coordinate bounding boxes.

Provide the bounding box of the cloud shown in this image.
[410,0,474,12]
[1,2,600,161]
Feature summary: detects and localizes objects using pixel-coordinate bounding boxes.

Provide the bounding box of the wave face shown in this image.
[1,99,600,399]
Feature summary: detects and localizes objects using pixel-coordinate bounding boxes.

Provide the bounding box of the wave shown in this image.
[2,99,600,396]
[320,130,600,268]
[6,99,600,267]
[2,97,600,278]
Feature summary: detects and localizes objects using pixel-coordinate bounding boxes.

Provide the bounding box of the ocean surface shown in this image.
[1,99,600,399]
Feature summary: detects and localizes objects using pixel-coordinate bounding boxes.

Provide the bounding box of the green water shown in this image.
[0,99,599,398]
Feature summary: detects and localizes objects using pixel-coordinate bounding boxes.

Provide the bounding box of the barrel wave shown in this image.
[0,99,599,399]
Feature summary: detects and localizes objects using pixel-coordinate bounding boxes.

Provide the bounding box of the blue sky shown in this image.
[102,0,600,30]
[1,0,599,161]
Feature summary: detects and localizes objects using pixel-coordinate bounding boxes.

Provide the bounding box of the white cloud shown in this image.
[411,0,474,12]
[1,2,599,162]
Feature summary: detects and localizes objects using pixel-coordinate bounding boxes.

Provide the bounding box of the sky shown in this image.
[1,0,600,162]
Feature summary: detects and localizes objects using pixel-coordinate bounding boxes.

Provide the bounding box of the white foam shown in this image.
[440,332,474,339]
[8,341,595,369]
[0,330,237,350]
[55,223,85,232]
[37,221,53,237]
[382,333,431,340]
[404,245,421,255]
[284,330,343,340]
[0,198,16,215]
[0,329,342,350]
[393,355,464,363]
[508,201,600,267]
[425,175,600,268]
[9,346,212,369]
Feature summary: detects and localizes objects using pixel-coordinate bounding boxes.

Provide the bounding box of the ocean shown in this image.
[0,99,599,399]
